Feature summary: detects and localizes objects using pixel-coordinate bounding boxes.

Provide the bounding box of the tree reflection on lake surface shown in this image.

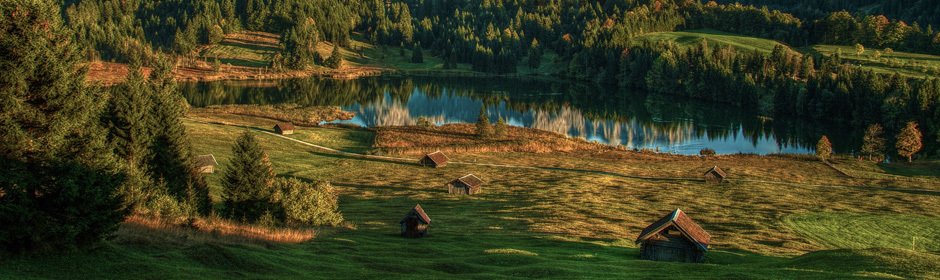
[181,77,856,155]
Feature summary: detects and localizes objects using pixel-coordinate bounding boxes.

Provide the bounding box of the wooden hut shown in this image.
[419,151,449,168]
[194,154,218,174]
[635,209,711,263]
[400,204,431,238]
[447,174,483,195]
[274,122,295,135]
[703,166,727,184]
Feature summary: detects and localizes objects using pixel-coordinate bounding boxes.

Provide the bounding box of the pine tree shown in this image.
[411,44,424,63]
[105,67,154,170]
[528,38,542,69]
[816,135,833,161]
[222,132,277,222]
[476,107,492,138]
[326,44,344,69]
[148,55,210,215]
[860,124,886,161]
[0,1,126,252]
[494,117,508,138]
[896,121,923,163]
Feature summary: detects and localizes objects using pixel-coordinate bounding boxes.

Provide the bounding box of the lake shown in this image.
[181,76,857,155]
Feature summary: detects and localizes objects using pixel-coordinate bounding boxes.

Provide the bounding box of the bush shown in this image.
[417,117,433,128]
[699,148,716,156]
[276,178,343,227]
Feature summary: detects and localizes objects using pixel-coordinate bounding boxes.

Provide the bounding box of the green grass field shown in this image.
[632,29,785,54]
[809,45,940,78]
[2,114,939,279]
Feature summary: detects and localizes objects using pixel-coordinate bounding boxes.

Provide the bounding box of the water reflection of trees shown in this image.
[180,77,857,153]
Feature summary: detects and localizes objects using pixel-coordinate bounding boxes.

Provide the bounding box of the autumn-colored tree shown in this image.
[816,135,833,161]
[895,121,923,163]
[860,124,886,161]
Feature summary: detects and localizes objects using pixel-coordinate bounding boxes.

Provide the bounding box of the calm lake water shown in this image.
[181,76,857,155]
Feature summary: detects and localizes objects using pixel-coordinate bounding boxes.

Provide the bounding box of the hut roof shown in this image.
[636,209,711,251]
[453,174,483,188]
[275,122,295,131]
[195,154,218,167]
[400,204,431,224]
[704,166,727,178]
[423,151,449,165]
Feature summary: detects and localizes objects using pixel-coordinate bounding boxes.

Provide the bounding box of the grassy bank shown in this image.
[3,113,939,279]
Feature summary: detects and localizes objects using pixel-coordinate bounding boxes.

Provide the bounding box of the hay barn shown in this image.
[419,151,449,168]
[703,166,727,184]
[400,204,431,238]
[447,174,483,195]
[274,122,295,135]
[194,154,218,174]
[636,209,711,263]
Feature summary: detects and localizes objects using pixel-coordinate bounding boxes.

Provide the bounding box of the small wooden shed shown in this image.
[703,166,727,184]
[419,151,449,168]
[400,204,431,238]
[274,122,295,135]
[194,154,218,174]
[636,209,711,263]
[447,174,483,195]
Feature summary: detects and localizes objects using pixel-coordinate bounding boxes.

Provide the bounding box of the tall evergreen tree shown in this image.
[0,1,126,252]
[105,67,155,169]
[476,107,492,138]
[222,132,277,222]
[148,55,211,215]
[326,44,344,69]
[411,44,424,63]
[896,121,923,162]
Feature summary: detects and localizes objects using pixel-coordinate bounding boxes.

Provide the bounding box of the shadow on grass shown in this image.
[877,161,940,178]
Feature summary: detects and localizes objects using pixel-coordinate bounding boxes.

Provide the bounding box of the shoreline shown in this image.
[87,60,560,85]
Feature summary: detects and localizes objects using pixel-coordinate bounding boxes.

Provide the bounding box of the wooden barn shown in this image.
[703,166,727,184]
[400,204,431,238]
[635,209,711,263]
[194,154,218,174]
[419,151,449,168]
[274,122,295,135]
[447,174,483,195]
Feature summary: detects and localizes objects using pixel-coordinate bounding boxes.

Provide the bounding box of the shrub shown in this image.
[276,178,343,227]
[417,117,433,128]
[699,148,716,156]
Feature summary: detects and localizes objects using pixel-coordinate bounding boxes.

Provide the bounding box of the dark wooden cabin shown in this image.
[447,174,483,195]
[194,154,218,174]
[419,151,449,168]
[635,209,711,263]
[400,204,431,238]
[703,166,727,184]
[274,122,295,135]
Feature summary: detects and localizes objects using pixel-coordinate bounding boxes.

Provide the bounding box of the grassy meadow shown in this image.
[632,29,785,53]
[3,112,939,279]
[633,29,940,79]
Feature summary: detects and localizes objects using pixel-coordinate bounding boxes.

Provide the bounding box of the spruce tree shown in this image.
[494,117,508,138]
[528,39,542,69]
[896,121,923,163]
[816,135,833,161]
[148,55,211,215]
[0,1,126,252]
[476,107,492,138]
[860,124,886,161]
[411,44,424,63]
[326,44,344,69]
[105,67,155,169]
[222,132,276,222]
